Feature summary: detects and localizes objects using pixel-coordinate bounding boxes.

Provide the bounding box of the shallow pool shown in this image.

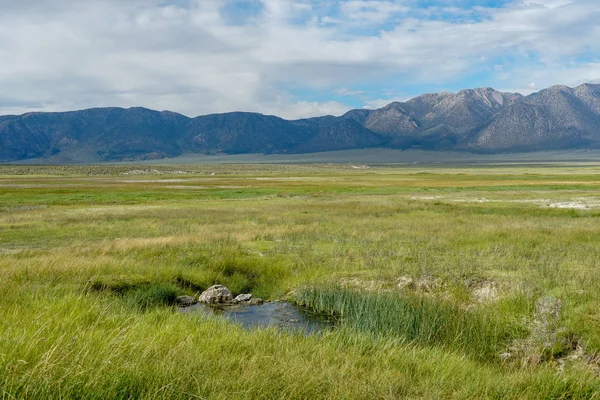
[179,301,335,334]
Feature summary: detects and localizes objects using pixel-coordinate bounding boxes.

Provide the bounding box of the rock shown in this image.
[199,285,233,304]
[248,298,264,305]
[234,294,252,303]
[176,295,197,307]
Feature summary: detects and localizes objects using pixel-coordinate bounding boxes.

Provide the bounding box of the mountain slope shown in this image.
[402,88,517,135]
[182,112,305,154]
[471,85,600,151]
[1,83,600,162]
[0,107,191,162]
[292,119,388,153]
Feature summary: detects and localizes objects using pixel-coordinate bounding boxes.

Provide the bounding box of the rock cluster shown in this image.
[195,285,263,306]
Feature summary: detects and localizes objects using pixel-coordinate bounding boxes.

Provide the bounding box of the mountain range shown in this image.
[2,83,600,162]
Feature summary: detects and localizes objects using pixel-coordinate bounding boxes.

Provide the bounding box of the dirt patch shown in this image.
[119,179,186,183]
[410,196,444,201]
[121,169,189,175]
[473,282,499,302]
[70,205,163,215]
[410,195,600,210]
[462,278,501,303]
[543,201,598,209]
[397,275,443,293]
[162,185,208,189]
[339,274,507,305]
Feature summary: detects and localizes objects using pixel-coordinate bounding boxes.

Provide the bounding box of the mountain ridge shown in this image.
[2,83,600,162]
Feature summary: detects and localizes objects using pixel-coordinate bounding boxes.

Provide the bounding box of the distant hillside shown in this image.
[2,84,600,162]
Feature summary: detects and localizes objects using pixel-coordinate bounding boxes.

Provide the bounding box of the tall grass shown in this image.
[1,292,598,399]
[295,286,521,361]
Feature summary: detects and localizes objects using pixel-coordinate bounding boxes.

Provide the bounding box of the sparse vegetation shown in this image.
[1,164,600,398]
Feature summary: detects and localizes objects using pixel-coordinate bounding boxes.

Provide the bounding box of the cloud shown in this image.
[522,0,574,8]
[268,100,351,119]
[334,88,366,96]
[363,99,402,109]
[0,0,599,118]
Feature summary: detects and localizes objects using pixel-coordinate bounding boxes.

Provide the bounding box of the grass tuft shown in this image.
[294,286,522,361]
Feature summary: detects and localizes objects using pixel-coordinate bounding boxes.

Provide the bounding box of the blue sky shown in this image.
[0,0,599,118]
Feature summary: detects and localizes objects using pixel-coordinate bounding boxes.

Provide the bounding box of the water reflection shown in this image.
[179,301,335,334]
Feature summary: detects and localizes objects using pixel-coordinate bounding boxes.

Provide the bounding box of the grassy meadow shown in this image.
[2,163,600,398]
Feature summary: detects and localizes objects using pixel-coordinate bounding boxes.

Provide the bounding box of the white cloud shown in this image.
[364,99,401,109]
[334,88,366,96]
[0,0,599,118]
[268,100,351,119]
[522,0,574,8]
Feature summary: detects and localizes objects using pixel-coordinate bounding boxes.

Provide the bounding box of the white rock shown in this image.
[199,285,233,304]
[234,294,252,302]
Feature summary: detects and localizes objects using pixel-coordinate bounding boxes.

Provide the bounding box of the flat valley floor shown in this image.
[2,163,600,399]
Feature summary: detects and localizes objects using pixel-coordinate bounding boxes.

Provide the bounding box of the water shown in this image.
[179,301,335,334]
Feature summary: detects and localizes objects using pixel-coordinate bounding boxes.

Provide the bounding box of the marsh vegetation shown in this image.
[1,163,600,398]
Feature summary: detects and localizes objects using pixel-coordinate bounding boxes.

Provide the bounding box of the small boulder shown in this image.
[248,298,264,305]
[199,285,233,304]
[234,294,253,303]
[176,295,197,307]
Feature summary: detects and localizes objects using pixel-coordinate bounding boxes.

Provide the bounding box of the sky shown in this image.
[1,0,599,119]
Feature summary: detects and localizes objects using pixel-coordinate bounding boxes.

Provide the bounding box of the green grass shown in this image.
[294,286,524,361]
[1,164,600,398]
